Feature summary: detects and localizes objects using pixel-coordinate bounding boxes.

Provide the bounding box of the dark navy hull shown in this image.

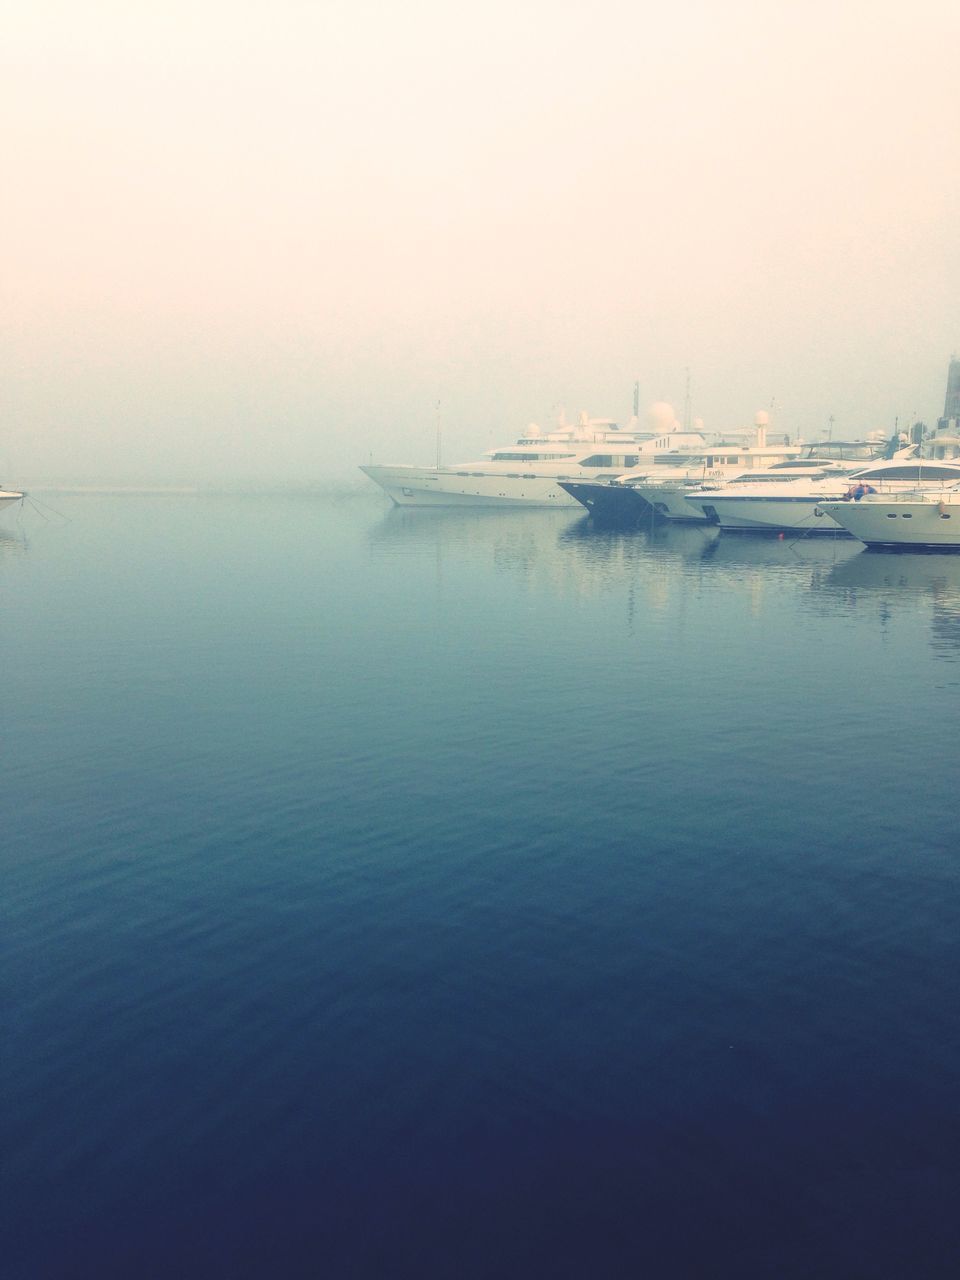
[558,481,654,525]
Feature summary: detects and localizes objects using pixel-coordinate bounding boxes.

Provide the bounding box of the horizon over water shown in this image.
[3,492,960,1278]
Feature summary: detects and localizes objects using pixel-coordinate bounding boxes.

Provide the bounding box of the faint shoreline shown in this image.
[28,483,376,497]
[30,486,202,495]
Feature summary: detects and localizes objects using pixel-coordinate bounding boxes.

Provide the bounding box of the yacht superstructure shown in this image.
[360,410,708,507]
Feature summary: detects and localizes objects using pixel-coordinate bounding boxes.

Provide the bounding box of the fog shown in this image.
[3,0,958,488]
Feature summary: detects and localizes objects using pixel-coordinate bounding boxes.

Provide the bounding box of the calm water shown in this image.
[3,494,960,1278]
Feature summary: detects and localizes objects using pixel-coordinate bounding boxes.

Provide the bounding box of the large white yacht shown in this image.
[360,406,710,507]
[559,412,892,524]
[560,446,804,522]
[633,440,887,523]
[0,487,24,519]
[817,489,960,549]
[683,439,960,534]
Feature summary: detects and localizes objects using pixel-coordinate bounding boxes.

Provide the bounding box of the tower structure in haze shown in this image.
[939,354,960,431]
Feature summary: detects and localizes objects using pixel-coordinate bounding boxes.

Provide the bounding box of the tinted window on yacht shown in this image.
[491,452,576,461]
[858,465,960,481]
[819,443,877,459]
[579,454,640,467]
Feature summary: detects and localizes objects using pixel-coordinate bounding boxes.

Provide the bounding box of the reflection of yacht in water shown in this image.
[821,548,960,600]
[695,529,861,569]
[361,405,708,508]
[0,526,28,564]
[816,547,960,654]
[368,501,856,619]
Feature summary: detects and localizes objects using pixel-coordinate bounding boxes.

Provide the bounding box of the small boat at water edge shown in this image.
[817,491,960,550]
[0,488,24,519]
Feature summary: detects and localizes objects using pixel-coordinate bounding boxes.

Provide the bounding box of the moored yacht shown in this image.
[684,442,960,534]
[817,489,960,550]
[558,411,800,522]
[360,409,708,507]
[561,449,802,523]
[642,440,888,523]
[561,439,887,526]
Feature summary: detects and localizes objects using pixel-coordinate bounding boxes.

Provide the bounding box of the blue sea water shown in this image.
[3,493,960,1279]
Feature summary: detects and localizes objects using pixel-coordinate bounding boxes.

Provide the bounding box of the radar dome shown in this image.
[754,410,770,427]
[646,401,677,430]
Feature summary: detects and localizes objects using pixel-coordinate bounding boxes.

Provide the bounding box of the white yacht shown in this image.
[817,490,960,549]
[626,443,875,522]
[360,408,709,507]
[560,445,803,522]
[683,444,960,534]
[0,487,24,519]
[561,430,893,525]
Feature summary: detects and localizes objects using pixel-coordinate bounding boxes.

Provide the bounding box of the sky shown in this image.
[2,0,958,486]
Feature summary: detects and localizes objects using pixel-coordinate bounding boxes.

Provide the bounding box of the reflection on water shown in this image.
[823,549,960,602]
[368,504,960,660]
[0,526,28,562]
[7,494,960,1279]
[370,505,863,615]
[816,549,960,659]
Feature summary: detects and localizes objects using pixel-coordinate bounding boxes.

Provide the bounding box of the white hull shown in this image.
[631,447,900,528]
[683,447,960,534]
[631,483,712,522]
[361,465,607,507]
[0,492,23,519]
[818,496,960,548]
[688,491,847,533]
[362,445,790,510]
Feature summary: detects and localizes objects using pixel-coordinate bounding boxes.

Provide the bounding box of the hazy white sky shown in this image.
[3,0,958,484]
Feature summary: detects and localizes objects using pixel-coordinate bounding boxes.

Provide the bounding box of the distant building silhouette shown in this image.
[939,354,960,431]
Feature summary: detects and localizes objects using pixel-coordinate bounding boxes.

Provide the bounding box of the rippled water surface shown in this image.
[3,494,960,1278]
